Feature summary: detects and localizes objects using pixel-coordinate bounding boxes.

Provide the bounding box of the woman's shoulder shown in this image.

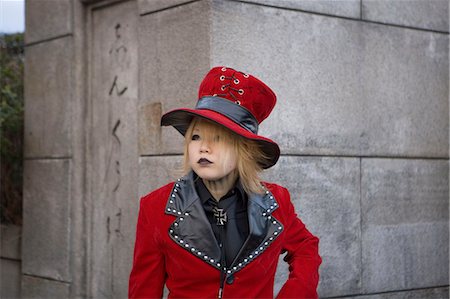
[262,181,289,195]
[140,181,175,208]
[261,181,293,207]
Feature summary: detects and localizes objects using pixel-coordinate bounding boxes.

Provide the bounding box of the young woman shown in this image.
[129,66,321,298]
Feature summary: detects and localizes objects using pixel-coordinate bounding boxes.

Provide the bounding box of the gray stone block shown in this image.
[362,0,449,33]
[0,224,21,260]
[1,259,21,299]
[360,23,449,158]
[138,0,211,155]
[263,156,361,297]
[349,286,449,299]
[210,0,449,158]
[239,0,361,19]
[24,37,72,158]
[361,159,449,292]
[139,156,184,197]
[137,0,195,15]
[25,0,72,44]
[21,275,70,299]
[22,159,71,281]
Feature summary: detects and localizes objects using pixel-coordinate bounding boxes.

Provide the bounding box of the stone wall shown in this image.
[23,0,449,298]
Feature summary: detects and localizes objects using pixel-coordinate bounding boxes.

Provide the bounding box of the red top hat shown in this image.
[161,66,280,169]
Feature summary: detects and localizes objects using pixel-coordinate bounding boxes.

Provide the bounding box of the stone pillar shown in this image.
[23,0,449,298]
[86,1,139,297]
[22,0,74,297]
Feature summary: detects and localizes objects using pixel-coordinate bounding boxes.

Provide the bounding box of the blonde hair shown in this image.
[183,118,270,194]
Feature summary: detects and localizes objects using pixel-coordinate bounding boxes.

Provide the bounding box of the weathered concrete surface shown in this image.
[88,2,139,297]
[362,0,449,33]
[210,0,449,158]
[240,0,361,19]
[361,159,449,292]
[137,0,195,15]
[348,286,449,299]
[1,259,21,299]
[24,37,72,158]
[360,23,448,158]
[138,0,211,155]
[1,224,21,260]
[138,156,183,197]
[21,275,70,299]
[263,156,361,297]
[25,0,72,44]
[22,159,71,281]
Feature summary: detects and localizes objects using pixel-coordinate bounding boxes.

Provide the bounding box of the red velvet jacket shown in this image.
[129,172,321,298]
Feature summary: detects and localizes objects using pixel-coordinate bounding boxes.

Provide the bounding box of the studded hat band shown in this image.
[195,97,259,134]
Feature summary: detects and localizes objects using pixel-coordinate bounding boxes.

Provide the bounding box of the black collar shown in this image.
[195,175,245,204]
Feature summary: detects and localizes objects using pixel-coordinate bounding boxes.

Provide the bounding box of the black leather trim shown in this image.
[165,172,283,274]
[196,97,259,134]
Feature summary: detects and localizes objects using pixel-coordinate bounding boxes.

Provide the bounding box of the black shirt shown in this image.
[195,178,249,267]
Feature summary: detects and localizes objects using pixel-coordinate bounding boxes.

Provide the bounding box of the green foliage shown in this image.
[1,33,24,225]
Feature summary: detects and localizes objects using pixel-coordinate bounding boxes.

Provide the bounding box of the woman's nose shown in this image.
[199,140,210,153]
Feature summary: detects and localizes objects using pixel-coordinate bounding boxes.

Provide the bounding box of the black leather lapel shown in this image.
[225,189,284,275]
[165,173,283,274]
[165,172,222,270]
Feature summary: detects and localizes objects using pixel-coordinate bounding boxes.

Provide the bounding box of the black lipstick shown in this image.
[198,158,212,165]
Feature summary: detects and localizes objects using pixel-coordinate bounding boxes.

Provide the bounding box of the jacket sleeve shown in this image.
[129,197,166,299]
[276,188,322,299]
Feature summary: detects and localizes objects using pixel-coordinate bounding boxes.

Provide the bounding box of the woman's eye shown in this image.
[213,135,220,142]
[191,134,200,141]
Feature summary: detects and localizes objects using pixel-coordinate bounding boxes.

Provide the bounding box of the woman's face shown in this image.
[188,122,238,181]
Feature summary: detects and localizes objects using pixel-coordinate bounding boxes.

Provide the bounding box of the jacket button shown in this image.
[226,274,234,284]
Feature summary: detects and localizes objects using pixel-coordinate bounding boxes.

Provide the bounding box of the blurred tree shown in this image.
[0,33,24,225]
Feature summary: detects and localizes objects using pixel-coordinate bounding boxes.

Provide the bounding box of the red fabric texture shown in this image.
[129,182,321,299]
[197,66,276,124]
